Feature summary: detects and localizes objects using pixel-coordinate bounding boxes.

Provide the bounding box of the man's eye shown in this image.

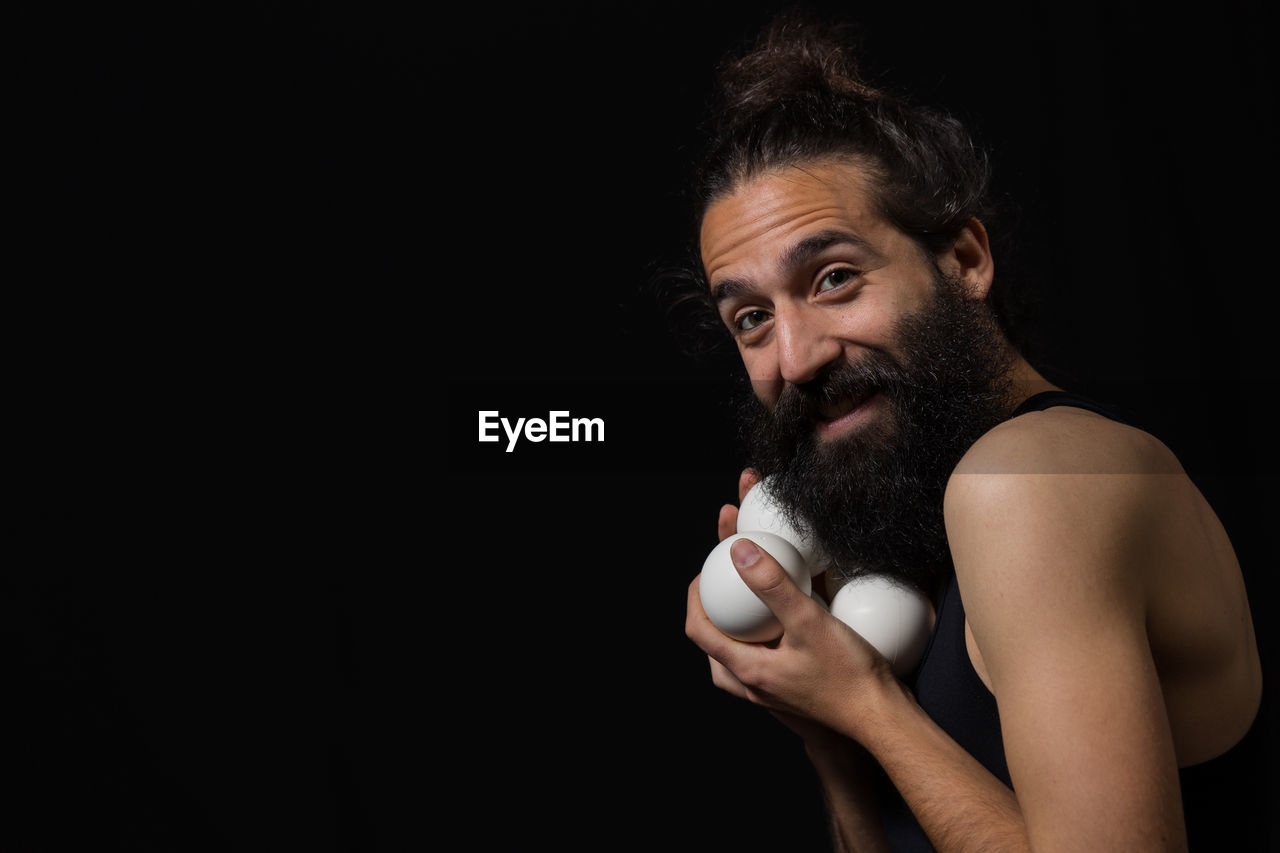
[735,310,770,331]
[818,268,857,291]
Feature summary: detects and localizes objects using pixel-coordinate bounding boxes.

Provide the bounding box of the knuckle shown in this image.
[735,660,766,691]
[747,560,790,596]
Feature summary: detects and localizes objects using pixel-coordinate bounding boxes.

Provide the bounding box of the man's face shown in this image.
[701,160,938,441]
[700,160,1014,592]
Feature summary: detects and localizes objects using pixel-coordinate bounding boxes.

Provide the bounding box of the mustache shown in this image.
[767,351,907,431]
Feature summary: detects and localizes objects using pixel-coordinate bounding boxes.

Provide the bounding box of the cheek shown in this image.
[740,348,782,392]
[831,291,902,348]
[732,348,786,409]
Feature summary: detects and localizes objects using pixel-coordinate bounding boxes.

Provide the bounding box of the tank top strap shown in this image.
[1011,389,1137,428]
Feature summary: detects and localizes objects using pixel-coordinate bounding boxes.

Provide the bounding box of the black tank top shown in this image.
[876,390,1269,851]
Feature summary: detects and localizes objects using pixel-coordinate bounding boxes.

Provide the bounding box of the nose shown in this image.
[774,306,842,387]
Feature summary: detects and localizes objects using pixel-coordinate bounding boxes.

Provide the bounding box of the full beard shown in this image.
[736,273,1017,598]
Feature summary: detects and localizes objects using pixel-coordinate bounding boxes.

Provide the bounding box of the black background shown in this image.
[16,1,1275,850]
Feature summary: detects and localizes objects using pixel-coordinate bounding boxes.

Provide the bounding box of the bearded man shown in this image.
[681,14,1263,853]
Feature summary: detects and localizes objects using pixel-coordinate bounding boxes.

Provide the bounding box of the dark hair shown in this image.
[657,11,1032,362]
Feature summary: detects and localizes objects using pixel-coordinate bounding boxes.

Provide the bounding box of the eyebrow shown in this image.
[711,229,878,305]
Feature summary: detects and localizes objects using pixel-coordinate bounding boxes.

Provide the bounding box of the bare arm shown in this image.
[689,471,1025,852]
[807,735,891,853]
[941,467,1186,851]
[693,470,890,852]
[688,461,1189,851]
[690,575,893,853]
[687,543,1029,851]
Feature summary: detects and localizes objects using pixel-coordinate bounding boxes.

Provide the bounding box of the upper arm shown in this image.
[943,426,1187,851]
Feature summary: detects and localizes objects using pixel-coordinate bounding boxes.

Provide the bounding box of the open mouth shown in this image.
[816,391,878,436]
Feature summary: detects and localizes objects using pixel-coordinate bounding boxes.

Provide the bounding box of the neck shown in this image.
[1005,355,1059,412]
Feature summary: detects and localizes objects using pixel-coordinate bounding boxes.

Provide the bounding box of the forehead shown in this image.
[699,161,886,282]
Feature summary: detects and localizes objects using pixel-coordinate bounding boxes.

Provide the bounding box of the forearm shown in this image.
[803,736,891,853]
[853,681,1029,853]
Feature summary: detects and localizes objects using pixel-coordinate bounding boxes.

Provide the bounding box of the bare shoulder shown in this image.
[943,404,1190,594]
[951,404,1184,478]
[945,403,1261,765]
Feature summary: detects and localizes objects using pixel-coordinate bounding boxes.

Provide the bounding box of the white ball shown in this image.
[829,575,934,677]
[699,531,811,643]
[736,477,828,576]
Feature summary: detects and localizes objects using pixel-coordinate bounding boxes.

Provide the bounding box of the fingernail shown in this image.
[731,538,760,567]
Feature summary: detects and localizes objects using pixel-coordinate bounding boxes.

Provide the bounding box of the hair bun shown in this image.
[713,14,879,129]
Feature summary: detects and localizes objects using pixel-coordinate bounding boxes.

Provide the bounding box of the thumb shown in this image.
[731,536,810,621]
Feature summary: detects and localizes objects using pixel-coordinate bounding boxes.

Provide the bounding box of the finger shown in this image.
[738,467,761,503]
[730,536,811,632]
[708,656,751,701]
[718,503,738,541]
[686,574,717,648]
[687,573,757,661]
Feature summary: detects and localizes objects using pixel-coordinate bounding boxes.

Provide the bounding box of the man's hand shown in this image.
[688,468,898,853]
[686,468,896,739]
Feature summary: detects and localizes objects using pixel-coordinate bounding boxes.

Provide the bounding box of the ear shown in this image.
[939,218,994,299]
